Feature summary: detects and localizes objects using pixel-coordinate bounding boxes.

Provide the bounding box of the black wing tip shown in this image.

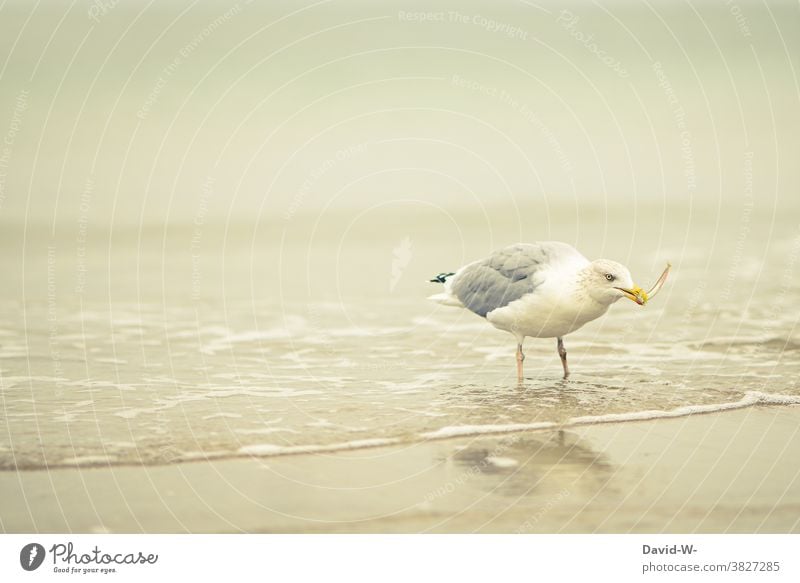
[429,272,455,283]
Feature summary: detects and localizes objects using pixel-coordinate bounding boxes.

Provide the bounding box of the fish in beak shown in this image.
[616,263,672,306]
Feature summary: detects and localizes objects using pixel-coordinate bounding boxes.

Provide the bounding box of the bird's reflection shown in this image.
[446,428,614,499]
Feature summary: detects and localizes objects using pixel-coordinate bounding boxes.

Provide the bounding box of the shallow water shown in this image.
[2,206,799,470]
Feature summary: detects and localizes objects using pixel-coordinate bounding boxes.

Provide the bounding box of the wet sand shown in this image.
[3,405,799,533]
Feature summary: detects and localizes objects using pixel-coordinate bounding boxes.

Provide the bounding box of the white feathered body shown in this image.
[429,242,614,340]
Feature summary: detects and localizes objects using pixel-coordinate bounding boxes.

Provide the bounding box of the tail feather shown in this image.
[427,271,462,307]
[429,272,455,284]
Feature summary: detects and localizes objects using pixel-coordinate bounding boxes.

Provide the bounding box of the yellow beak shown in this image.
[615,285,648,305]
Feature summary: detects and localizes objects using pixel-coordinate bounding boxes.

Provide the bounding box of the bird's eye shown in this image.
[605,273,615,282]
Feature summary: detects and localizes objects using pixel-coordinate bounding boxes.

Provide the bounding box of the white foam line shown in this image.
[235,437,401,458]
[60,455,118,466]
[570,391,800,426]
[417,391,800,442]
[39,393,800,469]
[421,422,557,440]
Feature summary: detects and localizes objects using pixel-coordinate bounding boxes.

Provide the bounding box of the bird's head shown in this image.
[586,259,648,306]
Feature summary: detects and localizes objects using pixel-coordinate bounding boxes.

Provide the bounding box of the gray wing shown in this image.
[450,243,561,317]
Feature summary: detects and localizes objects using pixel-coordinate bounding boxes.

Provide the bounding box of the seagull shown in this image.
[428,242,669,381]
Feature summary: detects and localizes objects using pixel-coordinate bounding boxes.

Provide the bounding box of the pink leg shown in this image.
[557,337,569,379]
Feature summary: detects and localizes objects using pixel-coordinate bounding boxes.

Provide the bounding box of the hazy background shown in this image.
[0,0,797,315]
[1,0,798,219]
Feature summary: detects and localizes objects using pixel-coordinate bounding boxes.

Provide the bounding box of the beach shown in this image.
[3,406,798,533]
[2,202,800,534]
